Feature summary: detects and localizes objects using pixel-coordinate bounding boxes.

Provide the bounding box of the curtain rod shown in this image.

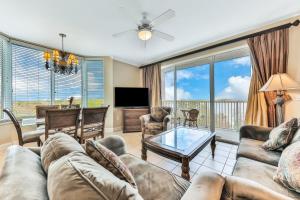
[140,19,300,68]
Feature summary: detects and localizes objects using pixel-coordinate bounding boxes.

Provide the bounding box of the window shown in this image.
[161,48,251,135]
[12,44,51,118]
[214,55,251,129]
[54,65,82,106]
[5,43,105,118]
[86,60,104,107]
[0,38,4,116]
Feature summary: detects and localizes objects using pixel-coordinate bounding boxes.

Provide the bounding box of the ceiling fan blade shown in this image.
[112,0,142,25]
[150,9,175,27]
[153,30,175,41]
[112,30,136,38]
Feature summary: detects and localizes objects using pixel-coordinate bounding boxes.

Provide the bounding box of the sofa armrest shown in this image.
[163,115,171,130]
[181,172,225,200]
[97,135,127,156]
[140,114,151,127]
[239,125,272,142]
[224,176,292,200]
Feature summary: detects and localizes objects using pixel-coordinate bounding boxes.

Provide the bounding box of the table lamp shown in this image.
[260,73,300,125]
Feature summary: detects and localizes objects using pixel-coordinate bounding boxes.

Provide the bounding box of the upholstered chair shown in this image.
[140,106,172,139]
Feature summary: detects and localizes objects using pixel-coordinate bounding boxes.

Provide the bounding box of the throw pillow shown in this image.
[291,117,300,144]
[273,141,300,193]
[86,140,137,189]
[48,151,143,200]
[41,132,85,173]
[262,118,298,151]
[150,107,168,122]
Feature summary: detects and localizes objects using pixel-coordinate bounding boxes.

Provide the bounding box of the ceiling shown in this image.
[0,0,299,66]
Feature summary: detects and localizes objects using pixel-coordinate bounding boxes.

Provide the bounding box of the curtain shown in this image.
[245,29,289,127]
[142,64,162,107]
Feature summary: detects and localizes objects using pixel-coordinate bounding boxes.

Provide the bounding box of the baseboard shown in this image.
[113,126,122,132]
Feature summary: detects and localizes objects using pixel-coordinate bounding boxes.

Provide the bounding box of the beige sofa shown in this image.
[182,125,299,200]
[0,131,297,200]
[0,135,189,200]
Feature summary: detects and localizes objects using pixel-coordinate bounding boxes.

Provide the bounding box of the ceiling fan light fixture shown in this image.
[138,29,152,41]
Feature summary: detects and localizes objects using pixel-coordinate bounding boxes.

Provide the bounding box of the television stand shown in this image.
[123,107,149,133]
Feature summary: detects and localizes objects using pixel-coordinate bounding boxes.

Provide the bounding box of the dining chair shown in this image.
[36,105,60,119]
[45,108,81,140]
[60,104,81,109]
[77,106,109,144]
[183,109,199,127]
[36,105,60,127]
[3,109,44,146]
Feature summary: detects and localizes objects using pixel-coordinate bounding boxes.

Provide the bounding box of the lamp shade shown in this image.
[259,73,300,92]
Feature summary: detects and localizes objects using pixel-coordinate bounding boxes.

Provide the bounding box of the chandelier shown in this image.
[43,33,79,75]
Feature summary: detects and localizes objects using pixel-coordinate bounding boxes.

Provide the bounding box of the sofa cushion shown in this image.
[233,157,300,199]
[41,132,85,173]
[86,140,137,188]
[145,122,163,130]
[120,154,190,200]
[237,138,281,166]
[0,145,48,200]
[48,151,142,200]
[150,107,168,122]
[274,141,300,193]
[262,118,298,151]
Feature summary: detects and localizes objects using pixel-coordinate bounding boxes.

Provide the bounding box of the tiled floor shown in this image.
[0,131,238,182]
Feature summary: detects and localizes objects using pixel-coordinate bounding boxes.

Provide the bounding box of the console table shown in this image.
[123,108,149,133]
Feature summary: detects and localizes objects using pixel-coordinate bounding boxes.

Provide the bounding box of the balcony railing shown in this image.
[162,100,247,130]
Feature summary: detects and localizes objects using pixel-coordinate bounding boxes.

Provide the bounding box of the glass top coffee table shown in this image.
[141,126,216,181]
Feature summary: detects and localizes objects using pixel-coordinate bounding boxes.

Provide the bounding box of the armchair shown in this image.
[140,106,172,139]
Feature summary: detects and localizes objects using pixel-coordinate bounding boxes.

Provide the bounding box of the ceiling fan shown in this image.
[112,9,175,42]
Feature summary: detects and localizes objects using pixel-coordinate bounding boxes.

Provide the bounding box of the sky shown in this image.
[163,56,251,101]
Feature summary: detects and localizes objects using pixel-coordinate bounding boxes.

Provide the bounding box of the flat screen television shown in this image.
[114,87,149,107]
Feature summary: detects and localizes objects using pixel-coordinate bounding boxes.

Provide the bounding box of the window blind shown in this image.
[11,44,51,118]
[54,65,82,105]
[86,60,104,107]
[0,38,3,116]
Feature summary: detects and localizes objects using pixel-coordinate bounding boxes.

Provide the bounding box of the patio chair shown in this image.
[45,108,80,139]
[3,108,44,146]
[140,106,172,139]
[77,106,109,144]
[183,109,199,128]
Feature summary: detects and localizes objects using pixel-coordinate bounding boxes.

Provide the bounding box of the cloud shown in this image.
[217,76,251,100]
[177,70,194,80]
[164,86,192,100]
[232,57,251,66]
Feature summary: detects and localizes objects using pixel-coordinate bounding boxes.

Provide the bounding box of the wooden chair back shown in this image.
[61,104,81,109]
[79,106,109,142]
[36,105,60,119]
[45,108,80,139]
[188,109,199,121]
[3,109,23,145]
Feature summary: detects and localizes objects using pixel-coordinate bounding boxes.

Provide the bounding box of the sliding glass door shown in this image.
[162,58,212,130]
[176,62,211,128]
[161,48,251,142]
